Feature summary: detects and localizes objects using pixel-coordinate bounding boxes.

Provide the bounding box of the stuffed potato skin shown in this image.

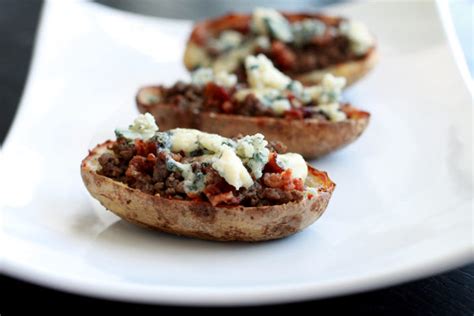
[183,12,378,86]
[81,142,335,241]
[136,87,370,159]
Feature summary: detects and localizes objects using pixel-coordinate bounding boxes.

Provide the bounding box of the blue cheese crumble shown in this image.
[116,115,308,191]
[235,54,347,121]
[292,19,326,46]
[251,7,293,43]
[115,113,158,140]
[339,20,374,55]
[276,153,308,182]
[209,30,244,53]
[191,68,237,88]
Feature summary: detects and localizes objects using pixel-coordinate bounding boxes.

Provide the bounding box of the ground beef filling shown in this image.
[155,82,341,120]
[98,137,305,207]
[265,36,363,74]
[205,32,365,74]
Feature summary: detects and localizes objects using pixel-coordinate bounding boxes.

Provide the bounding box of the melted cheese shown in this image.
[276,153,308,181]
[292,19,326,46]
[168,129,255,189]
[209,30,244,53]
[185,44,211,69]
[191,68,214,86]
[271,99,291,115]
[251,8,293,42]
[245,54,292,90]
[212,146,254,189]
[318,73,346,104]
[236,134,269,179]
[169,129,200,154]
[191,68,237,88]
[199,133,232,153]
[115,113,158,140]
[315,102,347,122]
[339,20,374,55]
[212,41,255,73]
[214,71,237,87]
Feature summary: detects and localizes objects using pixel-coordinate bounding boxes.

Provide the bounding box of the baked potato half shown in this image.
[138,88,369,158]
[184,8,377,86]
[81,115,335,241]
[138,54,370,159]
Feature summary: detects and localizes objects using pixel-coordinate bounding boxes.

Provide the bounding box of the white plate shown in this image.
[1,0,472,306]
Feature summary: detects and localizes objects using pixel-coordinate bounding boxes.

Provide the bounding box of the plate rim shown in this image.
[1,0,473,306]
[2,238,472,306]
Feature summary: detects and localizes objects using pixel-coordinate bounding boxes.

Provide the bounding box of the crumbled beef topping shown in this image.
[152,82,352,120]
[265,36,362,74]
[98,137,305,207]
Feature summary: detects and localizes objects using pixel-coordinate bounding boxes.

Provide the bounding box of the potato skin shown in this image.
[183,12,378,87]
[136,90,370,159]
[81,142,335,242]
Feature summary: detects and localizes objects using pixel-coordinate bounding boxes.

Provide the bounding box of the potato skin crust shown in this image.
[81,142,335,242]
[136,91,370,159]
[183,12,378,87]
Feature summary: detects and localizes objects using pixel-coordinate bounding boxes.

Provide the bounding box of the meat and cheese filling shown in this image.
[186,7,375,77]
[98,114,323,207]
[142,54,358,122]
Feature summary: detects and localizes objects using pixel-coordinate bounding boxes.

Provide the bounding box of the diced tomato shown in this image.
[206,191,240,206]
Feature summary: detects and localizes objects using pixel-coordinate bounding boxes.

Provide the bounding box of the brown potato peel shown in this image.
[81,141,335,241]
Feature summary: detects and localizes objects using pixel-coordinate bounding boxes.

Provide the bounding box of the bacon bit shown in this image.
[206,191,239,206]
[341,104,370,119]
[284,108,305,120]
[126,155,155,177]
[263,169,292,189]
[203,172,237,206]
[186,192,203,201]
[308,165,336,191]
[221,101,234,113]
[279,169,296,190]
[270,41,296,70]
[203,181,234,197]
[263,169,305,192]
[205,82,230,101]
[264,152,285,174]
[134,139,157,157]
[204,82,232,111]
[146,153,156,162]
[292,178,305,191]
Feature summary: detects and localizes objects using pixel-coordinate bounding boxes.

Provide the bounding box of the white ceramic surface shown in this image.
[1,0,472,306]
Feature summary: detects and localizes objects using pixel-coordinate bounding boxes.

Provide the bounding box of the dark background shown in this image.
[1,1,473,314]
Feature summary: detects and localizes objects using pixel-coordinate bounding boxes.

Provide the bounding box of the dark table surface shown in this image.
[1,1,473,314]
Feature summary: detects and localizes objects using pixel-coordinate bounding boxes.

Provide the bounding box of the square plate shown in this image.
[1,0,472,306]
